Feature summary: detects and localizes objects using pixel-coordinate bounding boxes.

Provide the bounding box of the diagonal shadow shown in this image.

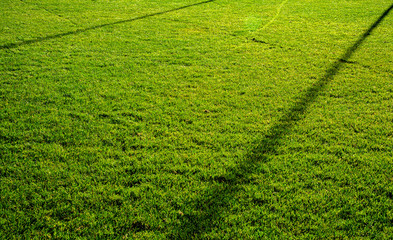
[248,2,393,164]
[171,3,393,238]
[0,0,214,50]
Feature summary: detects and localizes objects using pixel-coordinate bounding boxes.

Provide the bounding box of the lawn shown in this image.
[1,0,393,239]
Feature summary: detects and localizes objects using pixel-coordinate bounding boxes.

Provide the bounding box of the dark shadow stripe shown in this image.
[251,2,393,160]
[0,0,214,50]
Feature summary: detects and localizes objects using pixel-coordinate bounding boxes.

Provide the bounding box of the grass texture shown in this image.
[1,0,393,239]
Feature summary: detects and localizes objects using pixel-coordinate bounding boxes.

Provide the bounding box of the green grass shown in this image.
[1,0,393,239]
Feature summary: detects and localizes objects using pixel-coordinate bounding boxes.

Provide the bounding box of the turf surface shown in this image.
[1,0,393,238]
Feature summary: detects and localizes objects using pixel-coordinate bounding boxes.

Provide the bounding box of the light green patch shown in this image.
[244,15,265,32]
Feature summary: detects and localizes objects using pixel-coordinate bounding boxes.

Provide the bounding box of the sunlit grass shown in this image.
[1,0,393,238]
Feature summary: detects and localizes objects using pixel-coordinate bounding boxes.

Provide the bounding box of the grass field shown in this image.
[1,0,393,238]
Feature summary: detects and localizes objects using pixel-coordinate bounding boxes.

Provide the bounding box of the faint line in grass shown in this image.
[18,0,79,26]
[258,0,289,32]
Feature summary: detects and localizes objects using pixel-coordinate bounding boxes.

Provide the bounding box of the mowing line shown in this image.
[258,0,289,32]
[18,0,78,26]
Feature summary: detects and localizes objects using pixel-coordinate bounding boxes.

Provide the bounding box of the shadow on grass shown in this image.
[171,3,393,238]
[0,0,214,50]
